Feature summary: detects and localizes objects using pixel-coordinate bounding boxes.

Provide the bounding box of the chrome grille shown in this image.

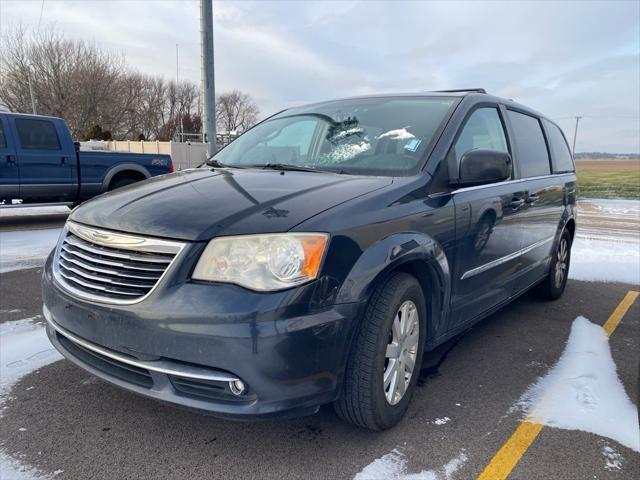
[54,221,185,304]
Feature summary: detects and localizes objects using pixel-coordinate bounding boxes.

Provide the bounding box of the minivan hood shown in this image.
[71,168,393,241]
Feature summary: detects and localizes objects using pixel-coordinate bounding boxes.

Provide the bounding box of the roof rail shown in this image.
[433,88,487,94]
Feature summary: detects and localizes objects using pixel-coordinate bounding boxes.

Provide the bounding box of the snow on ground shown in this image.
[0,318,63,479]
[354,449,467,480]
[570,198,640,284]
[0,206,70,218]
[569,236,640,284]
[0,229,61,273]
[514,316,639,453]
[601,444,624,471]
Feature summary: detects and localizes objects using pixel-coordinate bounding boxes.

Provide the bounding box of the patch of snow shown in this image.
[0,205,70,218]
[320,141,371,163]
[601,444,624,471]
[579,198,640,217]
[331,127,364,141]
[514,316,639,452]
[0,318,62,479]
[354,449,467,480]
[569,236,640,284]
[377,127,415,140]
[433,417,450,425]
[0,228,61,273]
[0,451,52,480]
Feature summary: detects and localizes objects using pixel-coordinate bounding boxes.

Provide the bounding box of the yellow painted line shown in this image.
[603,290,639,336]
[476,290,639,480]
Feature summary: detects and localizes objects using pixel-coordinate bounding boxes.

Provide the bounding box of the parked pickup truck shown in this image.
[0,112,173,206]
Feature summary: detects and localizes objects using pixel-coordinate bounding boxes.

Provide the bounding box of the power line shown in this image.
[36,0,45,34]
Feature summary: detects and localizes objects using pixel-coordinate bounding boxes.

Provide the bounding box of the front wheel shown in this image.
[537,229,572,300]
[334,272,426,430]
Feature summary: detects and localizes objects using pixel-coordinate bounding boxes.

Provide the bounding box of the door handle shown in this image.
[509,198,525,209]
[0,155,15,165]
[526,194,539,204]
[61,157,68,165]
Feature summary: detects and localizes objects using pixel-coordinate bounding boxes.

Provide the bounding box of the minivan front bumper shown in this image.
[42,253,361,418]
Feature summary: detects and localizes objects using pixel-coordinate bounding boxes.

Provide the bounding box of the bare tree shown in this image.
[0,26,130,138]
[216,90,259,133]
[0,26,257,141]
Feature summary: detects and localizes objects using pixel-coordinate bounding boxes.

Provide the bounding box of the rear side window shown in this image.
[0,123,6,148]
[507,111,550,178]
[15,118,61,150]
[543,120,574,173]
[453,108,509,163]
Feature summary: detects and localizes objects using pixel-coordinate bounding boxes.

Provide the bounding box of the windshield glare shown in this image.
[211,97,456,175]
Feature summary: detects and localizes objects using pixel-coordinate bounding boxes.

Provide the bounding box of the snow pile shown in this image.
[354,449,467,480]
[0,228,61,273]
[514,316,639,452]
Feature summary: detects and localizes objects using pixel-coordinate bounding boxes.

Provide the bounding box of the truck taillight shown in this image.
[169,160,174,173]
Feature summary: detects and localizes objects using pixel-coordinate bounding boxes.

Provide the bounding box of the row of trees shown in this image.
[0,27,259,141]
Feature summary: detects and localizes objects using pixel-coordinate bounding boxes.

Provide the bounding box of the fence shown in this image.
[80,140,209,170]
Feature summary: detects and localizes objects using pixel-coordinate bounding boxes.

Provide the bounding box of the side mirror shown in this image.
[456,149,511,187]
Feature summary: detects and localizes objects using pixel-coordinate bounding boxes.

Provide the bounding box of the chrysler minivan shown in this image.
[42,89,576,430]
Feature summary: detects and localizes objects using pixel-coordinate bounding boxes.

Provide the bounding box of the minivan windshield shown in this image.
[209,97,456,176]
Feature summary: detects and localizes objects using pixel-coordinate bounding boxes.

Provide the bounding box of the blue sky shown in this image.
[2,0,639,153]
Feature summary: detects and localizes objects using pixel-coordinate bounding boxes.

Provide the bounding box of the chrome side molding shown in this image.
[461,236,554,280]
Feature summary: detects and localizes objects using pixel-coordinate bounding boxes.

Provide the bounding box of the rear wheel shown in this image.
[334,272,426,430]
[537,229,572,300]
[109,177,137,191]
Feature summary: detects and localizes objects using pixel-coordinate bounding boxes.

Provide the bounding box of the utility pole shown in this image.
[572,116,582,156]
[200,0,216,156]
[176,43,183,143]
[27,67,37,115]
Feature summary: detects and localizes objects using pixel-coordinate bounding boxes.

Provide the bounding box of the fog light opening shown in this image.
[229,379,246,396]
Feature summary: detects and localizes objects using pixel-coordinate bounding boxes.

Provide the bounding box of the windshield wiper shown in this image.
[205,159,227,168]
[254,163,324,173]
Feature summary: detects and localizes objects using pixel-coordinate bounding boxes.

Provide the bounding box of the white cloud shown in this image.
[1,0,638,152]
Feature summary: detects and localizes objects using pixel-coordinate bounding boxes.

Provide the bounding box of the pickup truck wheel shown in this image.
[334,272,426,430]
[109,178,137,191]
[537,229,572,300]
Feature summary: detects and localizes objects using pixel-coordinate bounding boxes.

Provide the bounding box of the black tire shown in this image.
[334,272,426,430]
[109,177,137,191]
[537,229,572,300]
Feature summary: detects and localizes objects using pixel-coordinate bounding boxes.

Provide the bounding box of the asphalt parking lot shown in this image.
[0,209,638,480]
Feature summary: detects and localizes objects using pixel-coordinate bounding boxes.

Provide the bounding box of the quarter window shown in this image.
[507,111,550,178]
[543,119,575,173]
[15,119,61,150]
[454,108,509,164]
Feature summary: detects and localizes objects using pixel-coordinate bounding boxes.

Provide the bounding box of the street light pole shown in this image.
[27,67,37,115]
[200,0,216,156]
[572,116,582,156]
[176,43,183,143]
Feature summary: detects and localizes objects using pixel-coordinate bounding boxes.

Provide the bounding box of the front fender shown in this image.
[336,232,451,318]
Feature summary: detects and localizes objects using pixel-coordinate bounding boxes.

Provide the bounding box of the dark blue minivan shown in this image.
[42,90,577,430]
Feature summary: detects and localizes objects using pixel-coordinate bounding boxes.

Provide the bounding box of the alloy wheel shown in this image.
[554,237,568,288]
[383,300,420,405]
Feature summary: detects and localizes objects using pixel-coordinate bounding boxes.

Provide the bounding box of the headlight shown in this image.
[192,233,329,291]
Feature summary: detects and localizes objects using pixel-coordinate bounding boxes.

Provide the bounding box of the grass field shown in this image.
[575,159,640,200]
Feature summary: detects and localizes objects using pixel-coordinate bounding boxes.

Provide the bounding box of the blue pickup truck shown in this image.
[0,112,173,206]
